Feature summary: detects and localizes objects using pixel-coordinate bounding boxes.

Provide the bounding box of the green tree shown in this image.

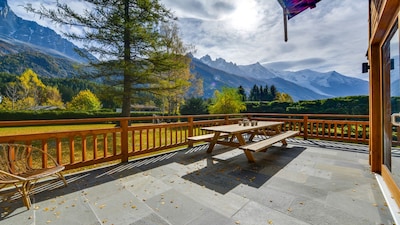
[269,85,278,101]
[156,22,194,115]
[238,85,246,101]
[180,97,208,115]
[26,0,190,117]
[5,82,20,110]
[277,92,294,103]
[208,87,246,114]
[66,90,102,111]
[18,69,46,106]
[44,86,64,107]
[262,84,269,101]
[249,85,260,101]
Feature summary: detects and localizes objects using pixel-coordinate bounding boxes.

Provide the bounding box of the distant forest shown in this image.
[0,71,102,103]
[0,72,376,116]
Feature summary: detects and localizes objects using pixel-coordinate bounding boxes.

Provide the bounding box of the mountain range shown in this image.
[195,55,369,100]
[0,0,370,101]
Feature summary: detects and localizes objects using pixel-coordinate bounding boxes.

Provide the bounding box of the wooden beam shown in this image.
[369,43,382,173]
[370,0,400,44]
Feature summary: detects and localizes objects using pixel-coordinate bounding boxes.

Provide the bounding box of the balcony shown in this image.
[0,114,397,224]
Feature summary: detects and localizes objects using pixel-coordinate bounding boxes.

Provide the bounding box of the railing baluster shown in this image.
[82,135,87,162]
[93,134,98,159]
[69,138,75,164]
[103,133,108,157]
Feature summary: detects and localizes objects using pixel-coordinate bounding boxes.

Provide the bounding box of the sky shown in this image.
[9,0,369,80]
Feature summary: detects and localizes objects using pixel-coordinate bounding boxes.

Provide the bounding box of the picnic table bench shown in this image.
[187,132,230,147]
[239,130,299,152]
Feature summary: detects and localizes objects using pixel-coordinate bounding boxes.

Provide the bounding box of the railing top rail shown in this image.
[0,113,369,127]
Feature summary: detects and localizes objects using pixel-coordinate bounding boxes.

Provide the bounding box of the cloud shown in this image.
[262,58,326,72]
[9,0,369,78]
[162,0,236,20]
[166,0,369,78]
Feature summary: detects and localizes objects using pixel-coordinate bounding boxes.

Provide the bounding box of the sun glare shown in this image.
[227,1,261,32]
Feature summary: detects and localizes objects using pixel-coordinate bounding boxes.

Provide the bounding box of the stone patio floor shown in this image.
[0,139,397,225]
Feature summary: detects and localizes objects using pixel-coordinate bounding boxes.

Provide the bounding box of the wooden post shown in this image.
[369,44,382,173]
[303,115,308,140]
[188,117,194,147]
[224,115,230,125]
[120,119,129,163]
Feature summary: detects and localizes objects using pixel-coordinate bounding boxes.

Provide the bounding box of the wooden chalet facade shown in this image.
[368,0,400,208]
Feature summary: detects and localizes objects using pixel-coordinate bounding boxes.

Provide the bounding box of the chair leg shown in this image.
[21,181,32,209]
[57,172,68,187]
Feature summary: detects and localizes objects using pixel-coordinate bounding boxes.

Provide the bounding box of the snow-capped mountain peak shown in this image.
[196,54,369,99]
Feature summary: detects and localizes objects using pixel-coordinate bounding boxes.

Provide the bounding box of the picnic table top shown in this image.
[201,121,283,134]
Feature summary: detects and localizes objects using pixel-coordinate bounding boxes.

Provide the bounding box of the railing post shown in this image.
[121,118,129,163]
[224,115,230,125]
[188,116,194,147]
[303,115,308,140]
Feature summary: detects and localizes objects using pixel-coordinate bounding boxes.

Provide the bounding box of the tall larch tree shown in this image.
[156,22,194,115]
[26,0,191,117]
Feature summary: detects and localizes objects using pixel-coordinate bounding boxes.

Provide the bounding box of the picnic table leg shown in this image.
[273,125,287,146]
[243,150,256,163]
[206,132,221,153]
[236,134,256,163]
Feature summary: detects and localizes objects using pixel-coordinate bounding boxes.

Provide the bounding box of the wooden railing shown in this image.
[0,113,370,171]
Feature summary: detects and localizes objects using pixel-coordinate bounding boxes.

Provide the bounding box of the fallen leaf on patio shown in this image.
[268,220,273,224]
[131,205,136,209]
[99,204,106,209]
[46,220,51,223]
[287,208,292,212]
[161,201,165,205]
[372,203,378,207]
[235,220,240,224]
[44,207,49,212]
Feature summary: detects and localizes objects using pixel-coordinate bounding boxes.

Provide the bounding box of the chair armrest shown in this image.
[0,170,27,183]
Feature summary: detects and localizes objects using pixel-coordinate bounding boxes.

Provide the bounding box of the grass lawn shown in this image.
[0,124,116,136]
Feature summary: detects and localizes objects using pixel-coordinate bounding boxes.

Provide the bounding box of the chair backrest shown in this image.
[0,144,33,175]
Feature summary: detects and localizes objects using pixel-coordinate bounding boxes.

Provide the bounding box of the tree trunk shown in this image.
[121,0,131,118]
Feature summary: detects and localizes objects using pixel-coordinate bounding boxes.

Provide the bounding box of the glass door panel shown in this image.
[383,26,400,185]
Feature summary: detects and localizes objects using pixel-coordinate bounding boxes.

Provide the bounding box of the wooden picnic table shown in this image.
[201,121,285,162]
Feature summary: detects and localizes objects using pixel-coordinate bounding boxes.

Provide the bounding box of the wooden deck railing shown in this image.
[0,113,370,171]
